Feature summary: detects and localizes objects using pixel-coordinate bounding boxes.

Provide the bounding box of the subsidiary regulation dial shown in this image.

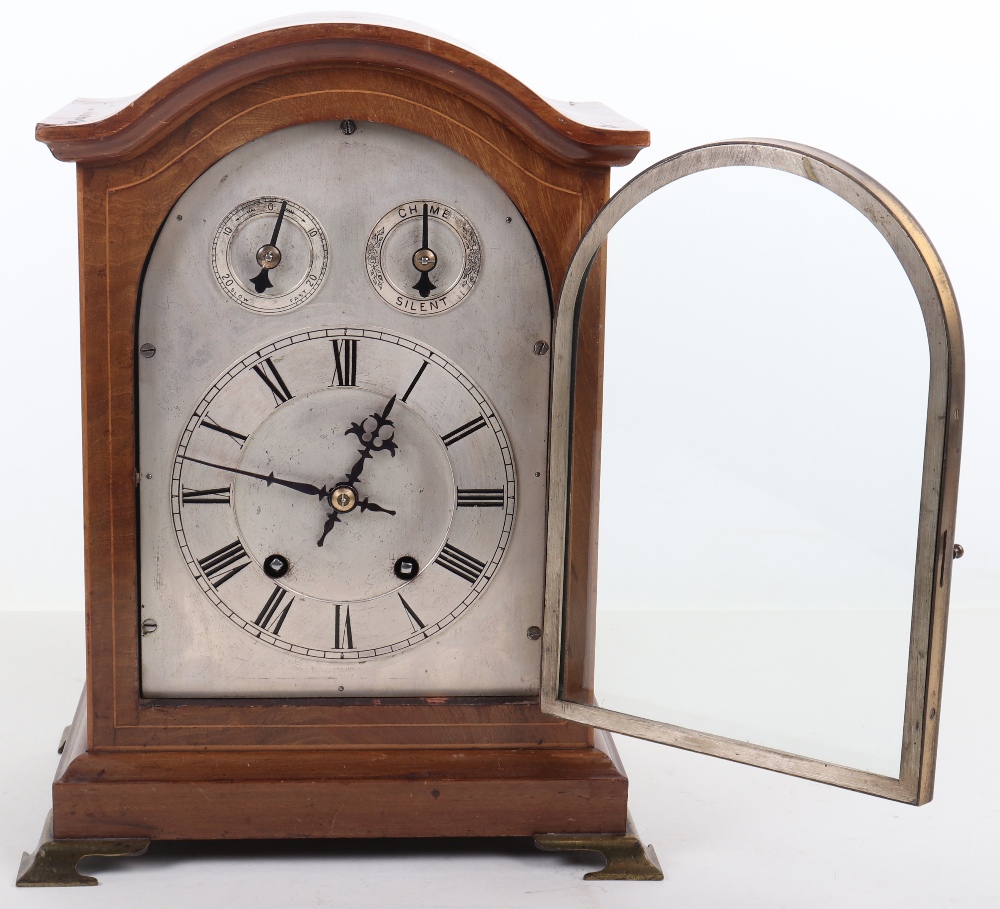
[366,200,482,315]
[212,197,329,314]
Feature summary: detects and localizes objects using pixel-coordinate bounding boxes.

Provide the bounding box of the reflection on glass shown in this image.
[585,166,927,777]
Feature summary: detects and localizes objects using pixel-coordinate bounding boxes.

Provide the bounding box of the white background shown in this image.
[3,1,999,906]
[7,0,998,609]
[594,163,930,774]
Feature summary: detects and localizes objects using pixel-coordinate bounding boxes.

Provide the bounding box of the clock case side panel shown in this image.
[77,163,131,750]
[68,61,641,751]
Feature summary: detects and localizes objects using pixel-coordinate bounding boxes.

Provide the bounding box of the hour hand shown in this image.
[344,396,398,484]
[316,496,395,547]
[357,496,396,515]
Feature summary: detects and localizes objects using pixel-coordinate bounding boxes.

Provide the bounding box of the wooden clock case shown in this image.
[30,17,650,848]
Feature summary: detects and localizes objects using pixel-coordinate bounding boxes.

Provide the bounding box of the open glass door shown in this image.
[541,141,963,804]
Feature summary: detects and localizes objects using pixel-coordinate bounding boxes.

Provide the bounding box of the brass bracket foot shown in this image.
[16,811,150,887]
[534,811,663,881]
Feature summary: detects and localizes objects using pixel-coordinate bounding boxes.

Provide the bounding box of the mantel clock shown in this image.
[19,15,963,886]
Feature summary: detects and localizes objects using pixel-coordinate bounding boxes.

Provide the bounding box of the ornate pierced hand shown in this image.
[344,395,398,485]
[317,397,400,546]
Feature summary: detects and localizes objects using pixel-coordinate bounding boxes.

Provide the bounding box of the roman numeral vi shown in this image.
[334,604,354,650]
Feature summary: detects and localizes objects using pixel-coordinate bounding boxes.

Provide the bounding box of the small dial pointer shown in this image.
[412,203,437,298]
[250,199,287,293]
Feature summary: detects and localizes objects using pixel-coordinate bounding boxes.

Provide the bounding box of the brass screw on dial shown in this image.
[256,244,282,269]
[330,485,358,513]
[412,248,437,272]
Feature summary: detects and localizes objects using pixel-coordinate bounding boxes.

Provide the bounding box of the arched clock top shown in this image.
[34,14,649,167]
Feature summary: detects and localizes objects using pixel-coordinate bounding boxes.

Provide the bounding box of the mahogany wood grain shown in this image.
[67,63,640,750]
[52,697,629,839]
[35,16,647,837]
[37,17,647,168]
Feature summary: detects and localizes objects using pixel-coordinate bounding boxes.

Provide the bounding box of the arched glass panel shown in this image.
[542,142,963,803]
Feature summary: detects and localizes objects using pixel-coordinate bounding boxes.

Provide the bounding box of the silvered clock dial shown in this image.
[137,120,551,698]
[172,328,515,659]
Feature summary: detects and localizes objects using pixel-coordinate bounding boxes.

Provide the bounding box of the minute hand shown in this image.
[182,454,328,499]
